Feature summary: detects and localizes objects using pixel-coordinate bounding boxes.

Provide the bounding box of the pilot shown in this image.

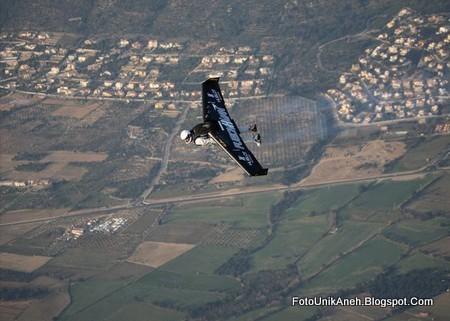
[180,122,214,146]
[180,123,261,146]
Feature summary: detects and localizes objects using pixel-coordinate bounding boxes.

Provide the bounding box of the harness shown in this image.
[191,122,215,141]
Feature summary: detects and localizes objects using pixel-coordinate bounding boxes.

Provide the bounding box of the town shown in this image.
[326,8,449,124]
[0,32,274,109]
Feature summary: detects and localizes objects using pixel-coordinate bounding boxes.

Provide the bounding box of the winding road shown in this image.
[139,105,190,201]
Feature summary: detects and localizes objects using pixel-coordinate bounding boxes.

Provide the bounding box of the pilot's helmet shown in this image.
[180,130,192,143]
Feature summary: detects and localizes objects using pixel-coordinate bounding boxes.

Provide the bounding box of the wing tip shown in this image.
[252,168,269,176]
[202,77,220,84]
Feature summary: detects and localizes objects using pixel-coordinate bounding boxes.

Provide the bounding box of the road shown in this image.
[2,164,447,227]
[139,105,190,201]
[316,26,380,73]
[142,166,445,206]
[1,86,282,105]
[0,204,131,227]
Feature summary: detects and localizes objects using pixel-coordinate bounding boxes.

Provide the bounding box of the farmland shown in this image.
[342,176,435,221]
[0,94,170,212]
[300,236,407,295]
[296,220,385,277]
[250,214,329,272]
[0,252,51,272]
[1,92,449,321]
[419,237,450,259]
[384,292,450,321]
[47,247,122,271]
[258,306,318,321]
[387,135,450,172]
[0,221,42,245]
[58,247,239,321]
[145,221,212,244]
[284,183,362,217]
[166,192,282,228]
[348,178,433,210]
[127,241,195,268]
[303,140,406,184]
[162,245,238,275]
[139,269,240,292]
[383,217,450,247]
[15,169,434,321]
[395,252,450,273]
[60,278,136,319]
[2,150,108,182]
[408,174,450,213]
[49,101,104,119]
[0,277,70,321]
[60,286,222,321]
[0,168,449,321]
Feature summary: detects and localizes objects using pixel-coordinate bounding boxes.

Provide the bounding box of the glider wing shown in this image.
[202,78,268,176]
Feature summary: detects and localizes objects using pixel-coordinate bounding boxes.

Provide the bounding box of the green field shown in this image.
[62,283,224,321]
[60,279,132,320]
[343,177,434,221]
[106,303,184,321]
[351,178,432,209]
[396,252,450,273]
[59,265,235,321]
[63,300,184,321]
[227,307,283,321]
[297,220,384,277]
[390,135,450,172]
[161,244,238,275]
[300,236,407,295]
[409,174,450,213]
[167,192,281,228]
[47,247,120,271]
[284,183,362,218]
[258,306,319,321]
[250,183,367,272]
[140,269,240,292]
[384,292,450,321]
[120,282,226,309]
[59,245,239,320]
[146,221,212,244]
[124,210,161,235]
[60,262,153,320]
[251,214,329,271]
[383,217,450,247]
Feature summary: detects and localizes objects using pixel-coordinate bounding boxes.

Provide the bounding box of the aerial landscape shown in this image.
[0,1,449,321]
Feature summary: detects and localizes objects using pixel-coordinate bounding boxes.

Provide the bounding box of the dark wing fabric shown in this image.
[202,78,268,176]
[209,132,268,176]
[202,77,229,123]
